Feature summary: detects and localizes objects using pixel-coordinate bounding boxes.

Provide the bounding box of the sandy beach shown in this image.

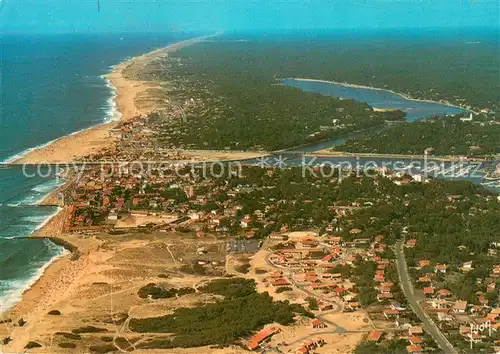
[9,35,212,165]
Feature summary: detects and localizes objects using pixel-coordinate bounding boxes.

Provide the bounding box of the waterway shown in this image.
[281,78,466,121]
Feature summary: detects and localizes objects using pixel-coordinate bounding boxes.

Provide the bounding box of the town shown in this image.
[33,162,499,353]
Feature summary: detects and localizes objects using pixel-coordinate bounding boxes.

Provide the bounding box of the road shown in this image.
[264,252,344,310]
[395,241,457,354]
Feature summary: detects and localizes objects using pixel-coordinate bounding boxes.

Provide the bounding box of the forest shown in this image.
[136,31,498,154]
[211,30,499,110]
[129,278,311,349]
[141,38,405,151]
[335,115,499,157]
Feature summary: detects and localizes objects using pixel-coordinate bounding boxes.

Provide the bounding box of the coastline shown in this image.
[0,238,82,353]
[0,199,70,318]
[306,150,492,163]
[7,34,214,165]
[0,243,69,315]
[0,34,222,346]
[284,77,469,113]
[0,35,216,320]
[0,205,81,352]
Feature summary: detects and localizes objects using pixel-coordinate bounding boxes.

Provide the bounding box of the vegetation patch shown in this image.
[72,326,108,334]
[355,339,408,354]
[88,344,116,353]
[144,40,406,151]
[130,278,311,348]
[306,297,319,310]
[55,332,82,340]
[335,116,500,157]
[58,342,77,349]
[24,341,42,349]
[137,283,195,299]
[276,286,293,293]
[234,263,251,274]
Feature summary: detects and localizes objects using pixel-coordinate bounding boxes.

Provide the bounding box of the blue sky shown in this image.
[1,0,498,34]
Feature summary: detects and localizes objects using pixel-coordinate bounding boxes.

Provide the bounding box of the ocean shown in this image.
[0,32,192,312]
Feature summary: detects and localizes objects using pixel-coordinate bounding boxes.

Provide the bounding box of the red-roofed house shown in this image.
[409,337,423,345]
[311,319,327,328]
[247,326,281,351]
[322,255,333,262]
[383,309,400,319]
[418,276,431,283]
[380,286,392,294]
[418,259,431,268]
[409,326,423,336]
[302,238,318,248]
[406,345,423,354]
[334,287,347,296]
[406,239,417,248]
[434,264,448,273]
[437,289,451,298]
[377,293,394,301]
[270,278,290,287]
[318,302,333,311]
[423,287,434,296]
[366,330,383,342]
[453,300,468,313]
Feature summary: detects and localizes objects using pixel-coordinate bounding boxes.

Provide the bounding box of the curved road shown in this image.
[395,241,457,354]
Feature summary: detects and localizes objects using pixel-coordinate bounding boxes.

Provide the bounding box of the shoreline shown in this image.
[0,203,71,317]
[283,77,469,113]
[0,33,219,332]
[7,34,215,165]
[0,207,78,320]
[0,244,69,316]
[0,174,72,316]
[306,150,493,163]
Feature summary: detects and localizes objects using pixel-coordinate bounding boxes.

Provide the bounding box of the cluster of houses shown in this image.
[61,167,222,232]
[91,83,207,162]
[245,325,326,353]
[267,234,408,316]
[60,165,293,238]
[293,337,326,354]
[267,235,364,311]
[406,240,500,350]
[366,326,427,353]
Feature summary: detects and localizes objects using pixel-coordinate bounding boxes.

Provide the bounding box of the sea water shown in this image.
[0,32,190,312]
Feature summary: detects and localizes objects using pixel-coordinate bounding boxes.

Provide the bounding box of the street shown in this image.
[395,241,458,354]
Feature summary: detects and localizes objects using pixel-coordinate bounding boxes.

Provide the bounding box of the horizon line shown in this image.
[2,26,499,36]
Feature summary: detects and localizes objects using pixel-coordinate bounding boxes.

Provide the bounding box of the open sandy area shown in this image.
[181,150,268,162]
[0,221,228,353]
[114,213,178,229]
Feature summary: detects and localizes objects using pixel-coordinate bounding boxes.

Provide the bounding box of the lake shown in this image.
[281,78,466,121]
